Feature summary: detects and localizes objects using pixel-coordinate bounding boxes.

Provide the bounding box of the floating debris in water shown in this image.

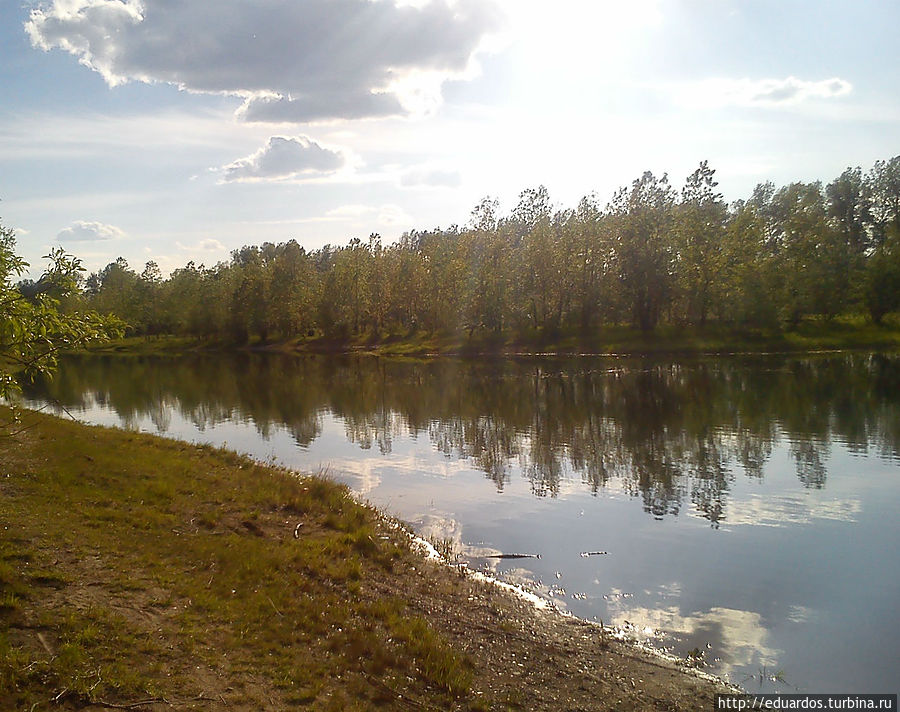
[484,553,542,559]
[580,551,609,557]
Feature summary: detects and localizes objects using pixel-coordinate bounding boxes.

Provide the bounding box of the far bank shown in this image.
[78,316,900,358]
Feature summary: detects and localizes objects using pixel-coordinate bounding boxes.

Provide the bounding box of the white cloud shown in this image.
[700,493,861,529]
[175,239,226,253]
[401,167,462,188]
[57,220,125,242]
[377,204,415,226]
[221,136,345,182]
[198,238,225,251]
[327,205,373,219]
[327,203,415,228]
[26,0,503,123]
[681,76,852,109]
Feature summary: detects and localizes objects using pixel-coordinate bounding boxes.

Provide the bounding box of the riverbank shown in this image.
[81,317,900,358]
[1,408,729,710]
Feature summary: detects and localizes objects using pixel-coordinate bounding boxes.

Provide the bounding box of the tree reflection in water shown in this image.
[23,353,900,524]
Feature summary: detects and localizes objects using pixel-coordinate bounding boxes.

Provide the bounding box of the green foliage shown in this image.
[864,230,900,324]
[609,171,676,331]
[0,221,124,402]
[675,160,727,326]
[79,155,900,343]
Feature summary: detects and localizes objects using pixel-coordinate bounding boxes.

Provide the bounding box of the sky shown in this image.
[2,0,899,278]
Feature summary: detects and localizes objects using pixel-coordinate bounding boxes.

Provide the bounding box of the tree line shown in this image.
[77,157,900,342]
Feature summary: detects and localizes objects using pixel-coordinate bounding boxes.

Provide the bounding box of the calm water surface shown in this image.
[20,353,900,693]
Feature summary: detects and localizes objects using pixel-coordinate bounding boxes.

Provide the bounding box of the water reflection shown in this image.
[21,353,900,524]
[723,493,862,528]
[606,599,783,683]
[18,353,900,692]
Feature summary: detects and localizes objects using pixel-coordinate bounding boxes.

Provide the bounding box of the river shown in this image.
[20,352,900,693]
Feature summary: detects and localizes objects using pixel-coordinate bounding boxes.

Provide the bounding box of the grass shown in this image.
[0,407,475,710]
[81,315,900,359]
[76,334,205,356]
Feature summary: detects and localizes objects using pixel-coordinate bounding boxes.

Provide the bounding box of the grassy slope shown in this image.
[0,409,471,710]
[0,410,727,711]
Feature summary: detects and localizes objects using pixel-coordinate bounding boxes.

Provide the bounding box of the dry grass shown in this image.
[0,408,470,710]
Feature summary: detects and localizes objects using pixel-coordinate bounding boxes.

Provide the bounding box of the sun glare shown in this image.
[501,0,663,63]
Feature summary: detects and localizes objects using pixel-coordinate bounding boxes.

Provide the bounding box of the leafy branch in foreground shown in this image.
[0,220,125,407]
